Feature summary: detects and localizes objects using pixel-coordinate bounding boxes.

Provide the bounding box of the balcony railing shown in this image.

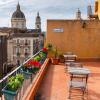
[24,42,30,46]
[0,49,49,100]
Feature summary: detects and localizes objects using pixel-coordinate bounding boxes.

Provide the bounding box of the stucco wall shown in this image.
[97,0,100,19]
[46,20,100,59]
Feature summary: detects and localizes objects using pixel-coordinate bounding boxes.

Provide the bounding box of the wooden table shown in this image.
[68,67,90,74]
[68,67,91,82]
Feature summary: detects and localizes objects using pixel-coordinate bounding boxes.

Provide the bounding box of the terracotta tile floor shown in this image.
[38,62,100,100]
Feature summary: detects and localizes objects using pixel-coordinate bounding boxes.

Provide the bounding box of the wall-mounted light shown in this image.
[82,21,86,28]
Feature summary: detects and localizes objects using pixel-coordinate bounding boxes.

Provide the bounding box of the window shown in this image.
[16,47,20,53]
[37,25,40,28]
[25,39,28,45]
[24,48,29,56]
[16,47,20,56]
[25,48,28,53]
[25,39,27,43]
[17,39,20,44]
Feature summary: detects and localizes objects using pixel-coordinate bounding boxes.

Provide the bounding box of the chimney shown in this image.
[87,4,92,19]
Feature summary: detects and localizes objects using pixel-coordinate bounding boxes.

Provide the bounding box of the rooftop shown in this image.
[38,62,100,100]
[0,50,100,100]
[0,27,41,34]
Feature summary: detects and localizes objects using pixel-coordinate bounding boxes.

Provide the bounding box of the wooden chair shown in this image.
[69,62,83,68]
[63,52,77,66]
[68,73,88,100]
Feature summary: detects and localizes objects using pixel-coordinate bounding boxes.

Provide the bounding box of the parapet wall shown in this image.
[46,20,100,59]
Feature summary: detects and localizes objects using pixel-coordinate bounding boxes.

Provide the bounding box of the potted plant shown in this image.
[21,66,34,80]
[2,74,24,100]
[21,59,37,80]
[41,47,48,54]
[46,43,52,51]
[32,55,41,61]
[46,43,54,58]
[58,53,65,63]
[32,60,41,73]
[46,43,60,64]
[51,46,60,65]
[22,57,42,79]
[39,48,48,64]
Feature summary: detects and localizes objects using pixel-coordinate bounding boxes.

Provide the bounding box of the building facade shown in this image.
[0,32,8,78]
[0,3,44,65]
[7,3,43,65]
[46,20,100,59]
[8,31,44,65]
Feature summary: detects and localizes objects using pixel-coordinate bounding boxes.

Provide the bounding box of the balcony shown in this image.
[25,42,30,46]
[0,49,100,100]
[24,52,29,56]
[0,49,48,100]
[13,42,26,47]
[24,42,30,48]
[16,52,20,56]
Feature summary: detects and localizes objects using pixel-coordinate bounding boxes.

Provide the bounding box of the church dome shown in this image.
[12,3,25,19]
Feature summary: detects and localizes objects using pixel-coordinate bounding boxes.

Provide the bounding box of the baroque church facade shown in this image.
[6,3,44,65]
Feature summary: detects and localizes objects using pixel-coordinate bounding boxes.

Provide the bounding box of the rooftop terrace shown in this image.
[0,50,100,100]
[38,62,100,100]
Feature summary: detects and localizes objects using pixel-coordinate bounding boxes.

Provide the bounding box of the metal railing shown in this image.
[0,51,41,100]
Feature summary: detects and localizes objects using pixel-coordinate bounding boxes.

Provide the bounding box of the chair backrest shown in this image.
[69,62,83,67]
[65,52,74,55]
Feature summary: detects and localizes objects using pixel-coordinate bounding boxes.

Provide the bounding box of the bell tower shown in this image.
[76,8,81,20]
[35,12,41,30]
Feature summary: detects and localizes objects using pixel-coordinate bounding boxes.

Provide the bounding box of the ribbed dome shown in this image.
[12,3,25,19]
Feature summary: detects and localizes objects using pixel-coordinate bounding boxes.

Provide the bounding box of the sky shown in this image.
[0,0,94,31]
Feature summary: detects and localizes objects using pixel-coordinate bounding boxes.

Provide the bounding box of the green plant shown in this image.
[33,55,41,61]
[39,51,46,57]
[53,46,58,58]
[46,43,62,60]
[46,43,52,51]
[16,74,24,83]
[7,74,24,91]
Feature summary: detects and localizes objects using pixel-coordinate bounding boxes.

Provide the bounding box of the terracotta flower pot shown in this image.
[51,58,59,65]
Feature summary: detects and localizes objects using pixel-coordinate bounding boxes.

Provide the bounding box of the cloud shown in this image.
[0,0,16,6]
[0,0,94,31]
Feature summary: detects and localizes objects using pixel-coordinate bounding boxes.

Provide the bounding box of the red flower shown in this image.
[33,61,41,67]
[42,48,47,52]
[26,60,41,68]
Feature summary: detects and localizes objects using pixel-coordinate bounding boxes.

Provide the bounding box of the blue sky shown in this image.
[0,0,94,31]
